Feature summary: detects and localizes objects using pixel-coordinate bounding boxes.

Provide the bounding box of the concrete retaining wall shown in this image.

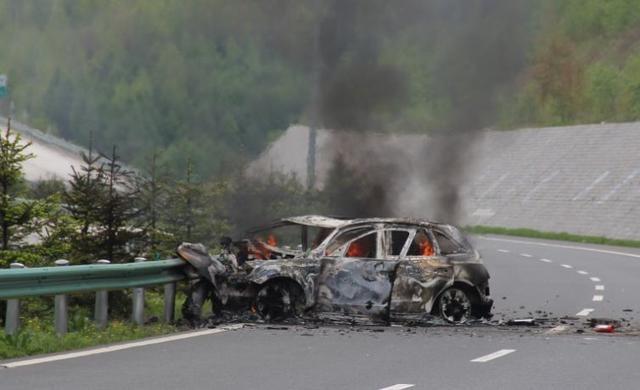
[249,123,640,240]
[462,123,640,239]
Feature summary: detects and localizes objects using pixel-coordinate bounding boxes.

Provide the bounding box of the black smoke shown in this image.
[317,0,532,222]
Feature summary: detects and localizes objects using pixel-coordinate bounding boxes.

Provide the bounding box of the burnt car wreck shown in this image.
[177,215,493,325]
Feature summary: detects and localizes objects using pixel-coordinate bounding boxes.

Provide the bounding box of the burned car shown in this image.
[178,215,493,324]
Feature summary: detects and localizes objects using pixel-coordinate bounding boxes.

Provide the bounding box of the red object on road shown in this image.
[594,324,615,333]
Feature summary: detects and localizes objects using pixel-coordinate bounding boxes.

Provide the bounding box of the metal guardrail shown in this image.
[0,258,188,335]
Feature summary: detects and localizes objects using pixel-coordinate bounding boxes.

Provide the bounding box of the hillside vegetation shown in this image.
[503,0,640,127]
[1,1,640,177]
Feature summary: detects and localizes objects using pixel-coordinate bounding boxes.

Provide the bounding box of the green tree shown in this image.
[163,159,230,247]
[136,150,172,257]
[96,146,141,262]
[64,145,106,260]
[0,118,36,250]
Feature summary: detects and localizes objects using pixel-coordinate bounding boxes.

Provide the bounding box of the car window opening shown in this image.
[433,231,462,255]
[346,233,376,258]
[389,230,410,256]
[325,227,372,255]
[407,230,434,257]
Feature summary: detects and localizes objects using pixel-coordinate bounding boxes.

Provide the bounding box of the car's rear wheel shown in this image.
[256,280,304,321]
[437,287,473,324]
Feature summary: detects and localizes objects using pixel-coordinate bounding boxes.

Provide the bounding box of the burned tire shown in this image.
[256,279,304,322]
[437,287,473,324]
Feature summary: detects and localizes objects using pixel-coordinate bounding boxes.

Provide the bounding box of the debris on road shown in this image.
[506,318,537,326]
[594,324,615,333]
[588,318,622,329]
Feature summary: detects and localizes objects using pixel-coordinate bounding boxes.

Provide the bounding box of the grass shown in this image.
[0,290,190,360]
[466,225,640,249]
[0,318,175,360]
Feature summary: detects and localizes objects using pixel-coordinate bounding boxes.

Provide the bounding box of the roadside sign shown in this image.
[0,74,7,98]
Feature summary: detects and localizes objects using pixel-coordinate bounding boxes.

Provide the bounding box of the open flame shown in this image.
[419,239,434,257]
[251,234,279,260]
[347,241,366,257]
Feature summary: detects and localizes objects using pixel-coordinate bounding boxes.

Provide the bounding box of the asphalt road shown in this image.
[2,235,640,390]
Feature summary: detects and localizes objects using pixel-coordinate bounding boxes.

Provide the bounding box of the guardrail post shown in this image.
[163,282,176,323]
[5,262,25,335]
[54,259,70,336]
[131,257,146,325]
[94,259,110,329]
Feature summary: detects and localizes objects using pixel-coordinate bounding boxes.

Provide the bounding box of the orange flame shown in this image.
[251,234,278,260]
[347,241,365,257]
[419,239,434,257]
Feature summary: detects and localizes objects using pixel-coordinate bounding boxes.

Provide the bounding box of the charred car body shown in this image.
[178,215,493,324]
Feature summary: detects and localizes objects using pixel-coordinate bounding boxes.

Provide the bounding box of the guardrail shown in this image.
[0,257,188,335]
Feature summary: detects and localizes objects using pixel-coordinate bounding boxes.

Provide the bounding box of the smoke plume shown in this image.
[317,0,532,223]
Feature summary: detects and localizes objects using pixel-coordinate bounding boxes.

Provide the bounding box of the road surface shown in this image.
[2,235,639,390]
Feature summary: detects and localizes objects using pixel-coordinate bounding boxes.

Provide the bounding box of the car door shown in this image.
[315,226,397,321]
[390,228,454,319]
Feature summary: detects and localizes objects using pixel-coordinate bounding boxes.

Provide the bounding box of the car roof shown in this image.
[281,215,352,228]
[245,215,351,234]
[338,217,452,230]
[246,215,450,234]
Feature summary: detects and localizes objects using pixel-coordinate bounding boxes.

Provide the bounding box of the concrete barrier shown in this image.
[249,123,640,240]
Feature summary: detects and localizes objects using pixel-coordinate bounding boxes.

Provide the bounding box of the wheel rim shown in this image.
[256,283,293,321]
[439,288,472,324]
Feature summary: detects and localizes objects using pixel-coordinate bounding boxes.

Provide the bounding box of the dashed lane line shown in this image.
[479,236,640,259]
[497,249,510,253]
[471,349,517,363]
[485,237,611,319]
[576,308,595,316]
[378,385,415,390]
[0,324,244,368]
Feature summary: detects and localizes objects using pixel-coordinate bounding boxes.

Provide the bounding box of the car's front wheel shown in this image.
[255,279,304,321]
[437,287,473,324]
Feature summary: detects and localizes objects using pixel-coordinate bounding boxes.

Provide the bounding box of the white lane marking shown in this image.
[576,308,594,316]
[497,249,510,253]
[595,285,605,291]
[577,270,588,275]
[378,385,415,390]
[598,169,640,203]
[572,171,610,201]
[1,324,244,368]
[471,349,516,363]
[561,264,573,269]
[590,277,601,282]
[479,236,640,260]
[545,325,569,335]
[520,253,533,258]
[540,258,553,263]
[593,295,604,302]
